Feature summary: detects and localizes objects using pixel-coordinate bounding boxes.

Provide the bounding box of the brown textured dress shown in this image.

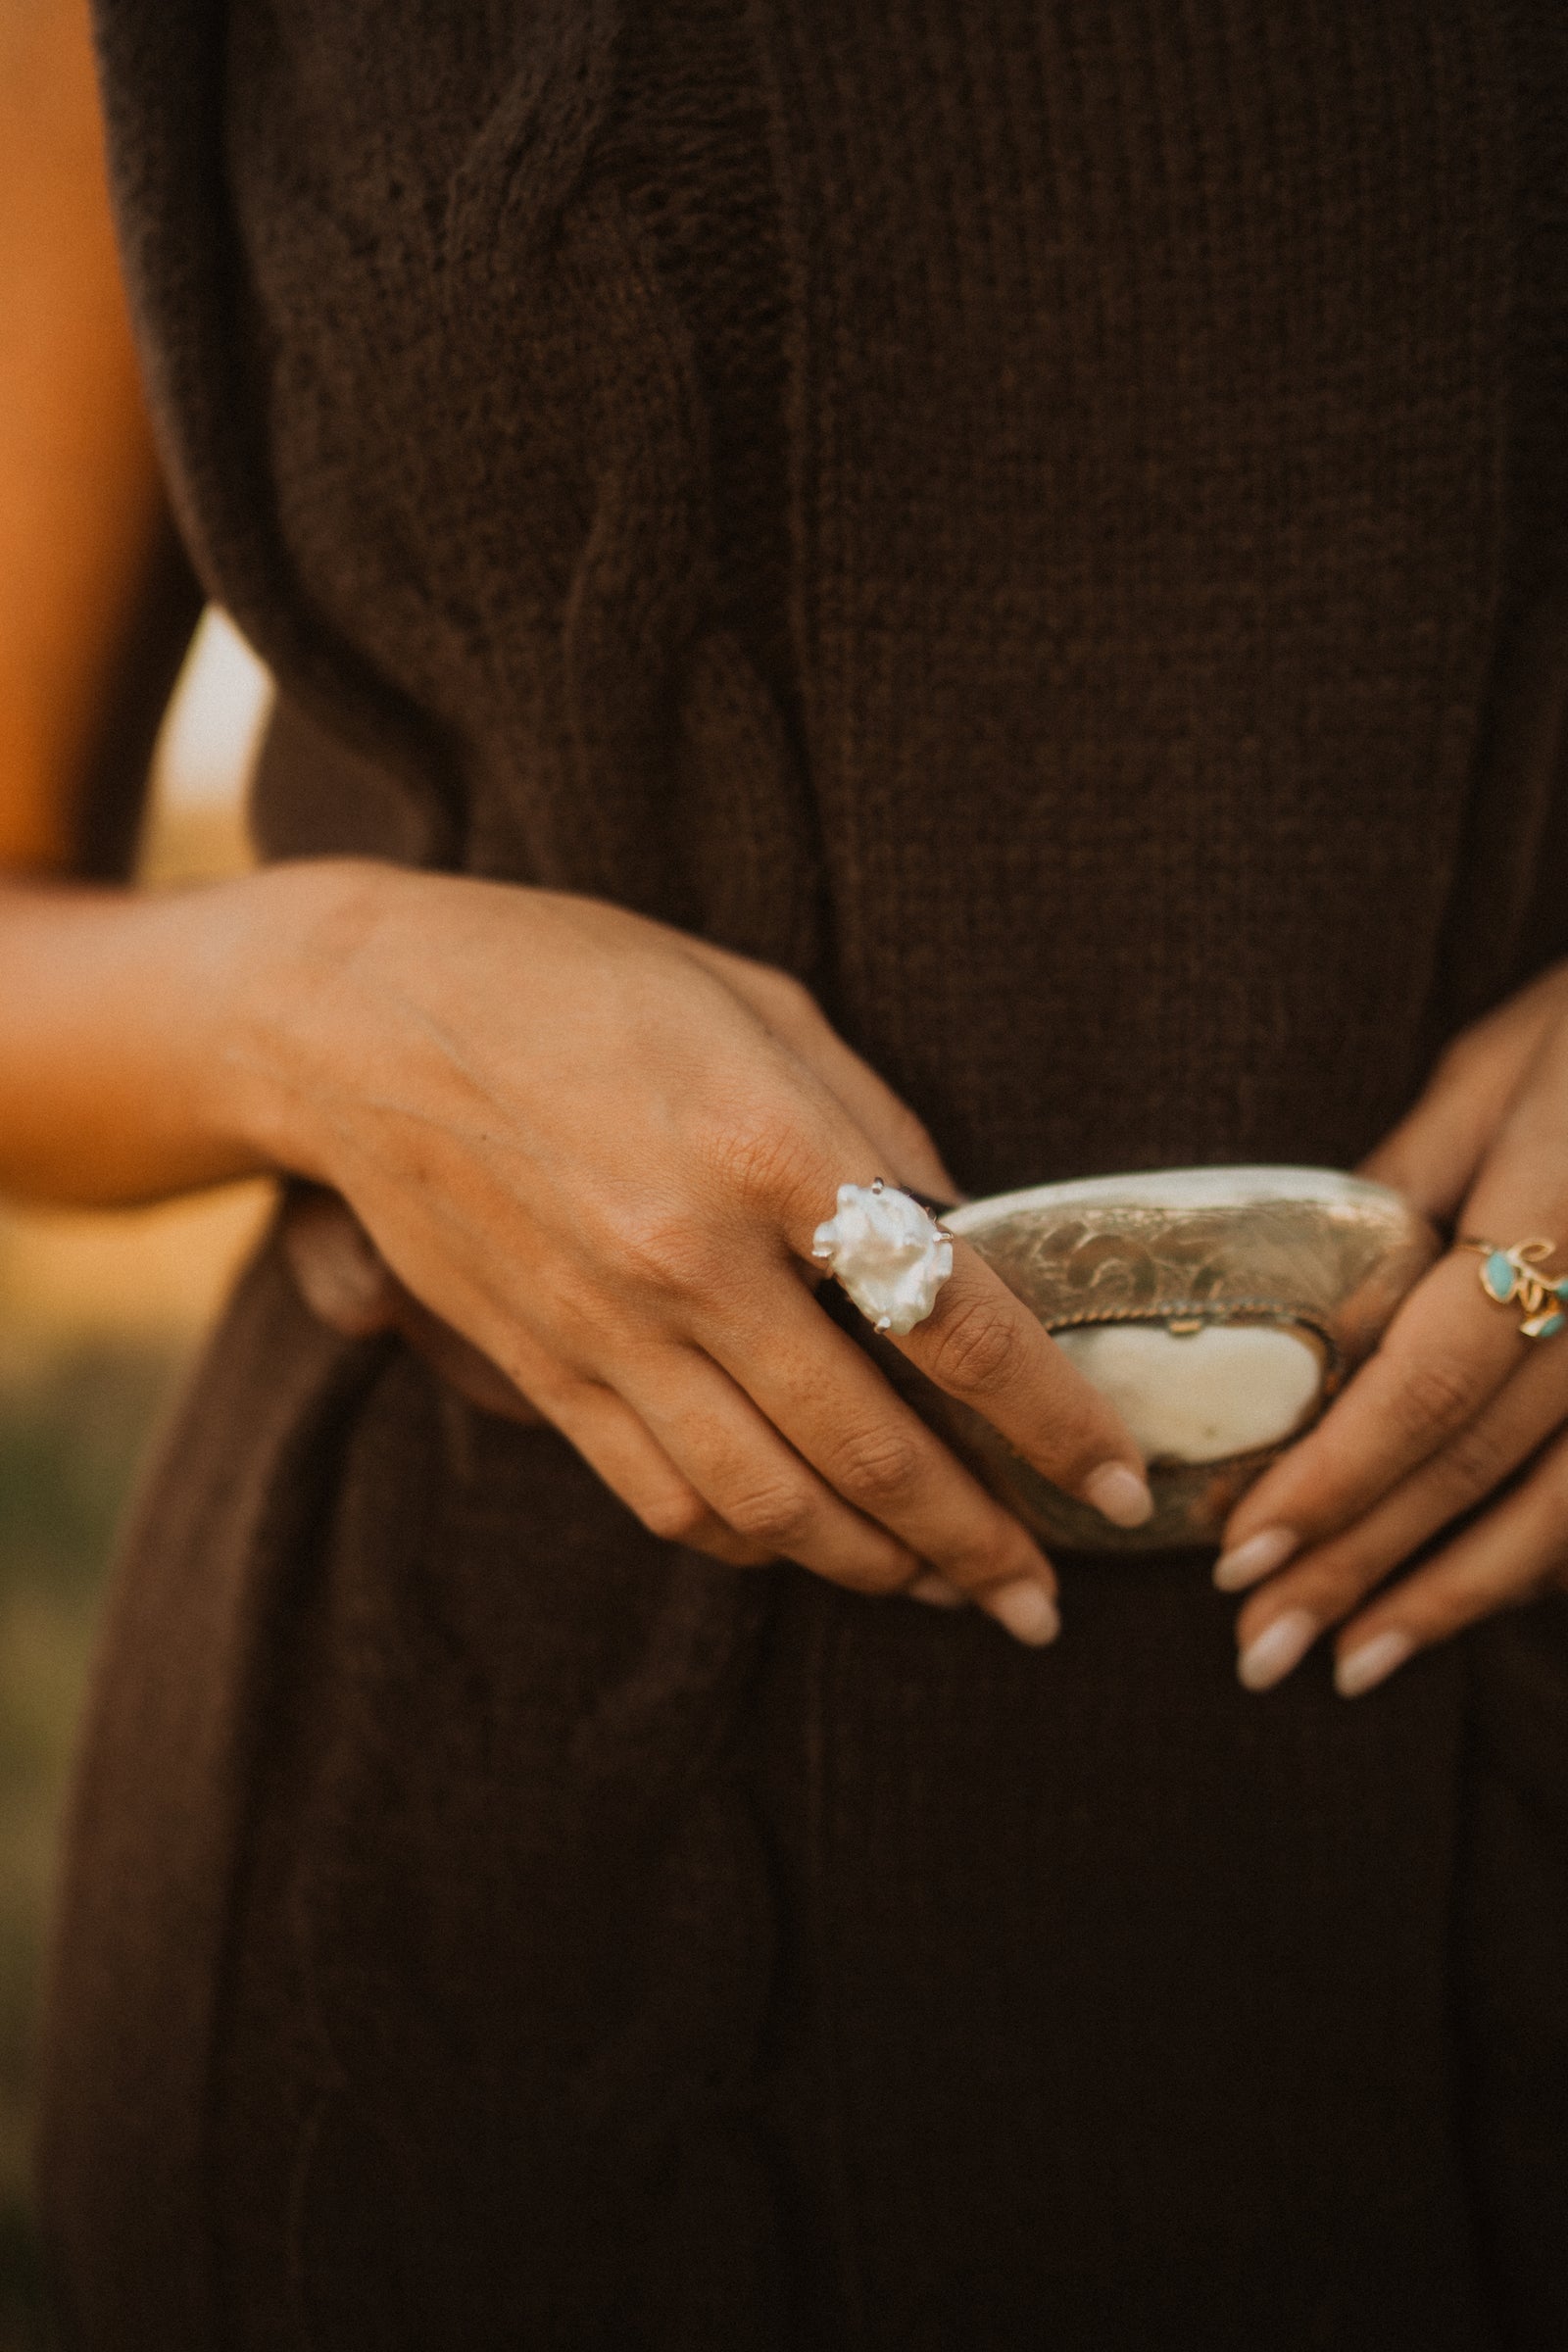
[40,4,1568,2345]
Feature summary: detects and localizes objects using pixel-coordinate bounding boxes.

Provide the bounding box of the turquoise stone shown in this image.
[1533,1311,1566,1341]
[1483,1250,1517,1303]
[1554,1278,1568,1301]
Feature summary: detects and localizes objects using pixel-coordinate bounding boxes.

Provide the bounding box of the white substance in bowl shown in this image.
[1052,1321,1323,1464]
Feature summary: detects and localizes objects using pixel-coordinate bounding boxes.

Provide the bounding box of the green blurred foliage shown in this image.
[0,1345,185,2350]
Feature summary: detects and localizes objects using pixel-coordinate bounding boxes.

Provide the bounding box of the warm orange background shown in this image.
[0,0,164,869]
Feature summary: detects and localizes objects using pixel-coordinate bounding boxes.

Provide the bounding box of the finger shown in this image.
[1227,991,1568,1592]
[744,1134,1151,1528]
[726,956,961,1200]
[619,1345,1058,1642]
[1276,985,1568,1590]
[1361,1040,1526,1224]
[616,1345,924,1598]
[704,1278,1060,1606]
[1216,1249,1529,1586]
[390,1286,548,1426]
[776,1018,960,1202]
[1225,1333,1568,1679]
[1331,1428,1568,1696]
[332,1169,911,1581]
[377,1245,777,1565]
[280,1183,403,1337]
[542,1373,777,1568]
[891,1241,1153,1527]
[279,1183,551,1424]
[1360,973,1568,1217]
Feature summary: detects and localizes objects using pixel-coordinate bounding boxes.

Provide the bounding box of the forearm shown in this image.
[0,860,352,1206]
[0,0,167,868]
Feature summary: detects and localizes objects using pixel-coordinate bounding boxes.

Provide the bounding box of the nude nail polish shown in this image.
[984,1580,1061,1646]
[1213,1526,1299,1591]
[1084,1462,1154,1528]
[1335,1629,1413,1698]
[1237,1607,1318,1691]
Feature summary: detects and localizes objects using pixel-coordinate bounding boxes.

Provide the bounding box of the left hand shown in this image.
[1214,959,1568,1697]
[280,1179,552,1427]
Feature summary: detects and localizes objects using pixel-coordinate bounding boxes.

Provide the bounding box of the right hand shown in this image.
[243,862,1152,1642]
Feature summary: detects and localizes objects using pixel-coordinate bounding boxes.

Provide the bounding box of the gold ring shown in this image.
[1457,1236,1568,1340]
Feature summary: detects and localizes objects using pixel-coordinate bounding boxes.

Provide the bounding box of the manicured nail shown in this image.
[983,1580,1061,1646]
[1213,1526,1299,1592]
[1084,1462,1154,1529]
[1335,1629,1414,1699]
[907,1571,966,1609]
[1237,1607,1318,1691]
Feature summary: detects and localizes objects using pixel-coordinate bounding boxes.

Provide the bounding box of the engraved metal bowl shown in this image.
[882,1167,1440,1552]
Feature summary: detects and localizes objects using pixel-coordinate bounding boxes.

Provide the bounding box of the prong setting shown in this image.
[809,1182,955,1338]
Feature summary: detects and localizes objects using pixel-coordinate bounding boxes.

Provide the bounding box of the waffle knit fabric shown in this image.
[40,4,1568,2345]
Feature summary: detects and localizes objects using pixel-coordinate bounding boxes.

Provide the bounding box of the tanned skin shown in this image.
[10,5,1566,1691]
[0,0,164,868]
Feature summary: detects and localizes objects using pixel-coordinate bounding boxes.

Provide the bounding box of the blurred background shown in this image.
[0,615,273,2347]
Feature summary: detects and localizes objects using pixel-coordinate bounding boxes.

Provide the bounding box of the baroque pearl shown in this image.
[811,1182,954,1336]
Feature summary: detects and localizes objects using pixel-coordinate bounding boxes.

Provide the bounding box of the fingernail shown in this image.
[1237,1607,1318,1692]
[1335,1629,1414,1699]
[1083,1462,1154,1529]
[983,1580,1061,1646]
[1213,1526,1299,1592]
[906,1571,966,1609]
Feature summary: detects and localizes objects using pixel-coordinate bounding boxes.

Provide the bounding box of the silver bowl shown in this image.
[884,1167,1439,1552]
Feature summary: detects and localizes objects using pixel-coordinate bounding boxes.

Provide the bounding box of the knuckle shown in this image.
[1431,1420,1509,1506]
[636,1486,715,1546]
[724,1476,816,1550]
[1389,1351,1482,1444]
[823,1423,924,1509]
[757,966,817,1025]
[704,1105,821,1214]
[606,1203,712,1300]
[923,1297,1025,1396]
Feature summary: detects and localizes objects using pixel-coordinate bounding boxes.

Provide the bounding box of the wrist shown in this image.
[213,856,410,1185]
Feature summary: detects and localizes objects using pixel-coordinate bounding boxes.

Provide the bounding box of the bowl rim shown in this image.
[944,1163,1411,1235]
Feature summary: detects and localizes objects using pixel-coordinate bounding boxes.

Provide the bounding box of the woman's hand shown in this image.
[1214,960,1568,1695]
[244,861,1153,1641]
[279,1179,552,1424]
